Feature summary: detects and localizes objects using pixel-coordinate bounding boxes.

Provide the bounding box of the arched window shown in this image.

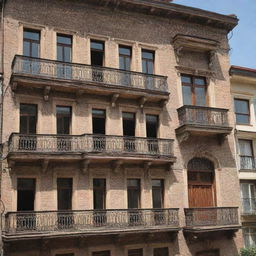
[188,158,216,207]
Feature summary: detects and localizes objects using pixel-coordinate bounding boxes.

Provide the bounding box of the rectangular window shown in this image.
[127,179,140,209]
[241,183,256,214]
[146,114,158,138]
[23,29,40,57]
[181,75,207,106]
[17,178,36,211]
[154,248,169,256]
[57,34,72,62]
[239,139,255,169]
[56,106,72,135]
[93,179,106,210]
[92,251,110,256]
[123,112,136,137]
[92,109,106,135]
[91,40,104,67]
[243,227,256,248]
[20,104,37,134]
[196,250,220,256]
[235,99,250,124]
[57,178,72,210]
[119,46,131,71]
[128,249,143,256]
[142,50,154,74]
[152,179,164,208]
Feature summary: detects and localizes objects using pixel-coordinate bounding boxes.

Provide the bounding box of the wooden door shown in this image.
[188,158,216,208]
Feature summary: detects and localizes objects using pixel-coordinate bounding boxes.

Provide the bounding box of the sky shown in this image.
[172,0,256,69]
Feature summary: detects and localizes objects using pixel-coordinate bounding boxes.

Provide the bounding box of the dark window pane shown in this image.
[154,248,169,256]
[239,140,253,156]
[182,85,192,105]
[57,45,63,61]
[119,56,125,70]
[236,114,250,124]
[119,46,131,56]
[127,179,140,187]
[142,51,154,60]
[92,251,110,256]
[128,179,140,209]
[128,249,143,256]
[56,106,71,135]
[93,179,106,210]
[181,75,192,84]
[57,35,72,45]
[23,41,30,57]
[24,30,40,40]
[147,62,154,74]
[31,43,39,58]
[91,41,104,50]
[142,60,147,73]
[57,178,72,210]
[92,109,105,117]
[235,99,249,114]
[64,47,71,62]
[195,87,206,106]
[199,172,213,183]
[20,104,37,134]
[194,78,206,86]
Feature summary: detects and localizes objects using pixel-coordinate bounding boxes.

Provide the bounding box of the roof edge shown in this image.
[230,65,256,78]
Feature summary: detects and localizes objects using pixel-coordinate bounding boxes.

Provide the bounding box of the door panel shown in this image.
[188,185,215,208]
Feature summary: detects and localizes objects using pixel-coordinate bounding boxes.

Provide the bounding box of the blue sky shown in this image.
[172,0,256,69]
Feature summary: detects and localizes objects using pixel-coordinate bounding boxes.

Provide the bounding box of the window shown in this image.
[91,40,104,66]
[152,179,164,208]
[181,75,207,106]
[154,248,169,256]
[127,179,140,209]
[92,251,110,256]
[57,34,72,62]
[119,46,131,71]
[23,29,40,57]
[128,249,143,256]
[239,139,255,170]
[56,106,72,135]
[241,183,256,214]
[17,178,36,211]
[20,104,37,134]
[234,99,250,124]
[93,179,106,210]
[92,109,106,135]
[196,250,220,256]
[57,178,73,210]
[146,115,158,138]
[142,50,154,74]
[243,227,256,248]
[123,112,136,152]
[56,254,74,256]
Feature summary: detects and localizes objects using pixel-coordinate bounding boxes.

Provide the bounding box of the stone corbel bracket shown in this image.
[41,159,49,174]
[138,96,147,109]
[81,159,90,174]
[111,93,119,108]
[43,86,51,101]
[112,160,123,174]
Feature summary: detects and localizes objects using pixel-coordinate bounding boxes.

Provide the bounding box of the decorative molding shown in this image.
[175,66,215,78]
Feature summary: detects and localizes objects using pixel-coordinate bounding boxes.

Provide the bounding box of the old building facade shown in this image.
[0,0,242,255]
[230,66,256,249]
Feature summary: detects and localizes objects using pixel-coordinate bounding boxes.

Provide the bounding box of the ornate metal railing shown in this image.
[5,208,179,235]
[8,133,174,157]
[241,198,256,215]
[12,55,168,93]
[240,156,256,170]
[177,105,229,127]
[184,207,239,227]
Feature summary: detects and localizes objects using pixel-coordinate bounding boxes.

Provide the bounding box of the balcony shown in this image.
[11,55,169,106]
[183,207,240,233]
[8,133,175,167]
[3,208,179,240]
[176,105,232,142]
[240,156,256,171]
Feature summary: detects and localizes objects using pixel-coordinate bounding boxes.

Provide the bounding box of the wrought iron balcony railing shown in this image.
[241,198,256,215]
[240,156,256,170]
[12,55,168,93]
[184,207,239,227]
[4,208,179,235]
[177,105,229,127]
[8,133,174,158]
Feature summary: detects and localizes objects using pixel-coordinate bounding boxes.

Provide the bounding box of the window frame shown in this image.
[93,178,106,210]
[23,28,40,57]
[119,45,132,71]
[57,34,72,63]
[90,40,105,67]
[56,106,72,135]
[234,98,250,125]
[181,74,208,106]
[127,179,141,209]
[152,179,164,209]
[142,49,154,74]
[20,103,38,134]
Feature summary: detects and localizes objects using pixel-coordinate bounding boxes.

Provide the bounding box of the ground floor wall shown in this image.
[5,230,243,256]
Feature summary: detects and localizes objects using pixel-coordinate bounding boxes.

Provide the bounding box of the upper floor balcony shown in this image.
[3,208,179,240]
[176,105,232,142]
[183,207,240,233]
[11,55,169,107]
[8,133,175,169]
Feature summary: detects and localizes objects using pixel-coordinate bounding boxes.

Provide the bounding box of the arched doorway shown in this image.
[188,158,216,207]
